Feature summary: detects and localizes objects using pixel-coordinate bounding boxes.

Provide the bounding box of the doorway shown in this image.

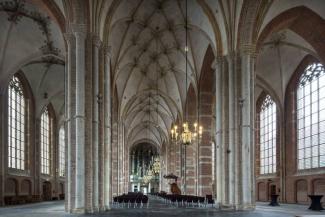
[42,182,52,201]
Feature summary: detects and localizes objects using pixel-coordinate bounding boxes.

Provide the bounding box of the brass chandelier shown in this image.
[142,157,160,184]
[171,122,202,145]
[170,0,203,146]
[152,156,160,174]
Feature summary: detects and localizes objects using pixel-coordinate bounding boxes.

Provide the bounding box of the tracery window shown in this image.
[8,76,26,170]
[59,126,65,177]
[297,62,325,169]
[41,107,50,174]
[259,95,276,174]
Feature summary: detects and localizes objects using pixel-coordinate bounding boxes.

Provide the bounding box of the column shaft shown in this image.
[92,37,100,211]
[64,32,76,212]
[213,57,224,205]
[228,54,236,206]
[74,30,86,211]
[104,47,111,209]
[239,50,255,208]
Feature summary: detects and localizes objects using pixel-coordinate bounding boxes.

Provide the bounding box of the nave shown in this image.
[0,0,325,215]
[0,196,323,217]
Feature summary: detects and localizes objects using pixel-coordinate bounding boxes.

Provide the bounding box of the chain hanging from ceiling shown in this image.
[170,0,203,146]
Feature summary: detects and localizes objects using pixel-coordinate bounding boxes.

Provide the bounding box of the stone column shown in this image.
[73,26,86,213]
[92,36,101,211]
[238,45,256,209]
[111,121,118,197]
[0,94,4,206]
[53,123,59,199]
[103,46,111,210]
[64,32,75,212]
[227,53,237,206]
[98,43,104,210]
[117,122,123,194]
[212,56,224,206]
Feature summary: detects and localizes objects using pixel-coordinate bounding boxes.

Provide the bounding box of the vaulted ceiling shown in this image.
[1,0,324,150]
[106,0,217,148]
[0,0,65,122]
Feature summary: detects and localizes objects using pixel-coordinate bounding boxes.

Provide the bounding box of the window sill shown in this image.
[295,168,325,176]
[256,174,278,180]
[41,174,52,181]
[7,168,30,177]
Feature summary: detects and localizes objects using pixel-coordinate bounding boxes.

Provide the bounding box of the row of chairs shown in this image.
[112,193,149,208]
[153,192,215,207]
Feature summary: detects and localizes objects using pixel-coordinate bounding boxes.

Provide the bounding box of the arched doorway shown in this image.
[129,142,159,194]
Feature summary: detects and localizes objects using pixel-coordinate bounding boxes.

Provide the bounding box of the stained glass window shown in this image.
[297,63,325,170]
[8,76,26,170]
[41,107,50,174]
[259,95,276,174]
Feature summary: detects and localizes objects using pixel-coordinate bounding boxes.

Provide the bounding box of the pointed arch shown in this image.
[257,6,325,63]
[7,72,34,170]
[40,103,56,175]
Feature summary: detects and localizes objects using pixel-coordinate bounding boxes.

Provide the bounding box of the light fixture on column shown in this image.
[170,0,203,146]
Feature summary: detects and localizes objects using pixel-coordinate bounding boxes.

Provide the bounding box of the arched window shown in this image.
[259,95,276,174]
[41,107,50,174]
[8,75,26,170]
[297,62,325,169]
[59,126,65,177]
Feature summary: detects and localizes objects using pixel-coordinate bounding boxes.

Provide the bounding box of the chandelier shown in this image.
[142,171,153,184]
[142,157,160,184]
[171,122,202,145]
[152,157,160,174]
[170,0,203,146]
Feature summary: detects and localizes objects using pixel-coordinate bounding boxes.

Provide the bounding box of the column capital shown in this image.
[103,45,112,58]
[92,35,102,48]
[226,51,237,61]
[211,56,224,70]
[70,23,87,38]
[63,33,75,45]
[240,43,258,58]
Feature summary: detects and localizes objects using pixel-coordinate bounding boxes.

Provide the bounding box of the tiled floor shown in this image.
[0,197,324,217]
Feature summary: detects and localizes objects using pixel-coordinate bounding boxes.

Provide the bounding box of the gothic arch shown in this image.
[21,179,32,196]
[4,178,18,196]
[284,55,321,173]
[195,45,216,196]
[255,91,281,177]
[5,72,35,171]
[295,179,308,204]
[257,6,325,63]
[30,0,66,32]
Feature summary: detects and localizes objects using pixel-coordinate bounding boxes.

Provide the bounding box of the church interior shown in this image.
[0,0,324,216]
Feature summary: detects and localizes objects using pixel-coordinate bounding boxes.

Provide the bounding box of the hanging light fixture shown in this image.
[152,156,160,174]
[170,0,203,146]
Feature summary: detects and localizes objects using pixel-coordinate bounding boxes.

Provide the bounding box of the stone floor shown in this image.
[0,197,324,217]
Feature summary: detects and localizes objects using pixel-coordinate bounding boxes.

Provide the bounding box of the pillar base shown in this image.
[71,208,85,214]
[86,206,100,213]
[219,204,236,210]
[218,203,255,211]
[99,206,107,212]
[235,203,255,210]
